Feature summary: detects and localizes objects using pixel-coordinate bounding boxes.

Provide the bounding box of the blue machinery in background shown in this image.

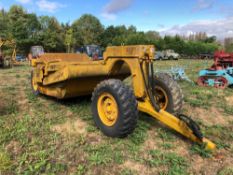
[156,67,194,84]
[198,67,233,89]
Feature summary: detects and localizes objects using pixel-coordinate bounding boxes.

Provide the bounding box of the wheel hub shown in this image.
[97,93,118,126]
[154,86,168,110]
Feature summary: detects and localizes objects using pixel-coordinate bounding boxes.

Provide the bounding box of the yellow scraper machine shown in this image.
[30,45,216,150]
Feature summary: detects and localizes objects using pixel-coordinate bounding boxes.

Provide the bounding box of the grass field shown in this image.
[0,60,233,175]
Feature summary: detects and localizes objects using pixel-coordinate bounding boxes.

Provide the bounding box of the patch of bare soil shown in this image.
[185,106,228,126]
[87,165,122,175]
[142,130,159,151]
[173,140,190,157]
[0,76,14,85]
[225,96,233,106]
[5,141,22,157]
[86,132,102,145]
[52,118,88,136]
[52,117,103,146]
[65,110,73,117]
[121,160,165,175]
[190,150,233,175]
[122,160,150,174]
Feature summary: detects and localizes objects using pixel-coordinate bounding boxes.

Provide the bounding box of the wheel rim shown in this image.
[214,77,228,89]
[197,76,208,87]
[154,86,168,110]
[97,93,119,126]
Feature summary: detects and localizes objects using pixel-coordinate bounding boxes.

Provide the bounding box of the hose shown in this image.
[178,114,203,140]
[139,61,160,112]
[140,60,203,141]
[150,62,155,93]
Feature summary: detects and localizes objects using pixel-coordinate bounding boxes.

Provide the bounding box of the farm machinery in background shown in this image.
[198,53,213,60]
[76,45,103,60]
[197,51,233,89]
[0,39,17,68]
[155,66,194,84]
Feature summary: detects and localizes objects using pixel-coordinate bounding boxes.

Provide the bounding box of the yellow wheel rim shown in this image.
[154,86,168,110]
[97,93,119,127]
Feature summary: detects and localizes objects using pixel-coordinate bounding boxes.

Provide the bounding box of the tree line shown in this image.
[0,5,222,56]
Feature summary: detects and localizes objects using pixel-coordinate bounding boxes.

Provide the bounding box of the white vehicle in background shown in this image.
[164,50,180,60]
[155,50,180,60]
[154,51,164,60]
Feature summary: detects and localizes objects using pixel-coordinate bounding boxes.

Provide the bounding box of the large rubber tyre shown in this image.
[91,79,138,138]
[31,70,40,96]
[154,73,183,114]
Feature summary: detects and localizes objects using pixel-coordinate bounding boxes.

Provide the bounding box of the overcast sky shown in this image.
[1,0,233,39]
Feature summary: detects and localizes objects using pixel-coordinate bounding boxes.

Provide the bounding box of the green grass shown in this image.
[147,149,188,175]
[85,144,122,165]
[157,128,176,142]
[76,164,86,175]
[0,150,12,172]
[222,105,233,115]
[0,60,232,174]
[15,74,21,78]
[120,168,135,175]
[0,86,18,115]
[0,98,18,115]
[160,143,174,150]
[190,144,212,158]
[218,167,233,175]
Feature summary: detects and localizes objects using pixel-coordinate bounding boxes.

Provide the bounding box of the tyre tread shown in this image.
[92,79,138,138]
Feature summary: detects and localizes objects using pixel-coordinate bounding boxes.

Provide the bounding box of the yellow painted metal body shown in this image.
[32,45,216,150]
